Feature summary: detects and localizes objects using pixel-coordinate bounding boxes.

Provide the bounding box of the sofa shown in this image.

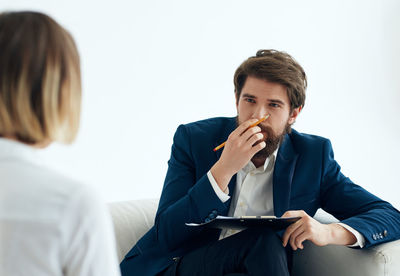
[109,199,400,276]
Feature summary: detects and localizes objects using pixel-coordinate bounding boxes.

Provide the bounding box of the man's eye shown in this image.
[269,103,279,108]
[245,98,256,103]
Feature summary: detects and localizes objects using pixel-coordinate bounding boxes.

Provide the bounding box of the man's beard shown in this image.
[236,117,290,160]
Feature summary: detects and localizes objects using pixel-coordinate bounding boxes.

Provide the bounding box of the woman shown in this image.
[0,11,120,275]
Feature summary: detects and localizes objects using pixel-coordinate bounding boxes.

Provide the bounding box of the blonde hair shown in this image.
[0,11,81,144]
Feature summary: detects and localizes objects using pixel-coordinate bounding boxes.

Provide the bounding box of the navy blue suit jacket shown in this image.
[120,117,400,276]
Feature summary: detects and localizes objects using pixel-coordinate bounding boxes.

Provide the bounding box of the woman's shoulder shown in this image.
[1,161,102,224]
[0,157,118,276]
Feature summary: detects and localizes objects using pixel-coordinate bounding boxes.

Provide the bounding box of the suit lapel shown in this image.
[273,133,299,217]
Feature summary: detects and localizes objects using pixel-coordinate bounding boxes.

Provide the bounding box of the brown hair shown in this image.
[234,49,307,111]
[0,11,81,144]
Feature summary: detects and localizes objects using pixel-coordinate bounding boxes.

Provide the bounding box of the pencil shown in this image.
[213,114,271,152]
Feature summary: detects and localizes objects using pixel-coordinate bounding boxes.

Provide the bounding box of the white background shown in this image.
[1,0,399,207]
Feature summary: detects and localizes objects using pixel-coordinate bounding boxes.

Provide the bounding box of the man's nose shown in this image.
[252,107,269,119]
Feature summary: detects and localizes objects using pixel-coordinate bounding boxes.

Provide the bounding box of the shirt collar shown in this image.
[242,146,280,174]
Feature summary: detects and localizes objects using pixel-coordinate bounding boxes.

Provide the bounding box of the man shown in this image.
[120,50,400,276]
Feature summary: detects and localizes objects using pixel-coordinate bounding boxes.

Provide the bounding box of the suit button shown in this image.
[372,234,377,240]
[383,230,388,237]
[208,213,216,219]
[212,210,218,215]
[379,233,383,239]
[205,218,211,223]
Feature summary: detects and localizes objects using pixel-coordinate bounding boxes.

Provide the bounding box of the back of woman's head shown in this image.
[0,11,81,144]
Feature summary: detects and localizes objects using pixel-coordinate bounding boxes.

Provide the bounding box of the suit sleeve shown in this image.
[154,124,229,251]
[320,139,400,248]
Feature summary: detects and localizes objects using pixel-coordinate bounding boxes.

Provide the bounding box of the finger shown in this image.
[282,211,297,218]
[290,225,306,250]
[295,232,309,249]
[290,231,304,250]
[282,210,302,218]
[290,230,306,250]
[282,219,302,247]
[250,141,266,156]
[282,223,297,246]
[241,126,262,142]
[291,223,306,241]
[231,118,259,137]
[247,132,264,147]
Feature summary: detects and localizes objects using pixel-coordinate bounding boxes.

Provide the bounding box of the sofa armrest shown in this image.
[292,209,400,276]
[293,239,400,276]
[108,199,158,262]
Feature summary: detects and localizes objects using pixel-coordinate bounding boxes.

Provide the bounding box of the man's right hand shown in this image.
[210,118,266,192]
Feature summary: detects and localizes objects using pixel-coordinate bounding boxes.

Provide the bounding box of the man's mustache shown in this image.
[258,124,275,139]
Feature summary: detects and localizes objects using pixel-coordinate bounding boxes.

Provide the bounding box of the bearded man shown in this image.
[120,49,400,276]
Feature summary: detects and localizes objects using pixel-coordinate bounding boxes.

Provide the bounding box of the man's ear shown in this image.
[288,106,302,125]
[235,92,239,110]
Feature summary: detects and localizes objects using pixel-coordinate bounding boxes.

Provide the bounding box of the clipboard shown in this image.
[186,215,301,231]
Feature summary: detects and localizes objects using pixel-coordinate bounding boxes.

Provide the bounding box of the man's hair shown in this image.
[234,49,307,111]
[0,11,81,144]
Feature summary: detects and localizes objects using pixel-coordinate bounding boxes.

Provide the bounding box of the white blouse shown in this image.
[0,138,121,276]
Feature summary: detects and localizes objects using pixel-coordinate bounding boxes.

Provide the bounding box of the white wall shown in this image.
[2,0,399,207]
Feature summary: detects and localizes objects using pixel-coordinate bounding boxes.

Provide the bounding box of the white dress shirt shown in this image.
[207,148,365,247]
[0,138,121,276]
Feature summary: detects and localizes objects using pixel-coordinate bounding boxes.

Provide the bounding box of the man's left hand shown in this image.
[281,210,333,250]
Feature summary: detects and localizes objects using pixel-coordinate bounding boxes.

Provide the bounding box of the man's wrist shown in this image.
[328,223,357,246]
[336,223,365,248]
[210,161,233,192]
[207,171,230,202]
